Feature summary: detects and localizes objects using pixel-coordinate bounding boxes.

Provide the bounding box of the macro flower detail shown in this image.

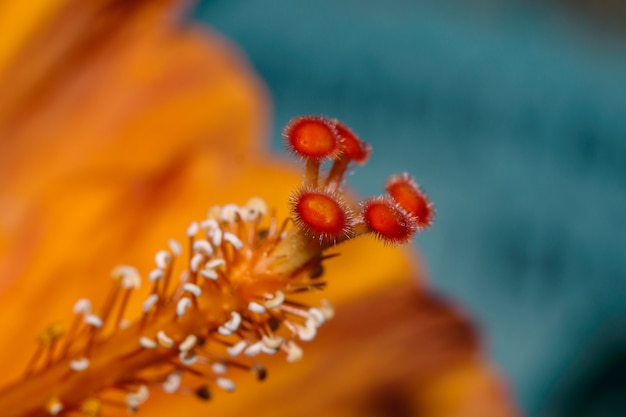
[0,116,433,417]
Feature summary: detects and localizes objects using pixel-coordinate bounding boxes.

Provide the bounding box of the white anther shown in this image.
[168,238,182,257]
[227,340,247,357]
[112,265,141,289]
[264,291,285,309]
[179,334,198,352]
[47,399,63,415]
[248,301,266,315]
[183,283,202,298]
[308,308,325,327]
[119,319,131,329]
[72,298,91,315]
[244,341,263,357]
[201,218,219,231]
[157,330,174,348]
[186,221,199,238]
[112,265,137,279]
[192,239,213,256]
[201,269,218,280]
[69,357,90,371]
[148,268,164,282]
[84,314,103,328]
[218,326,233,336]
[139,337,157,349]
[216,377,236,392]
[220,204,241,223]
[179,350,198,366]
[223,311,242,333]
[162,372,181,393]
[285,341,303,363]
[262,335,285,350]
[297,324,317,342]
[126,385,149,410]
[223,232,243,250]
[190,253,205,273]
[155,250,171,269]
[211,362,228,374]
[207,205,221,220]
[176,297,192,317]
[205,259,226,270]
[211,227,223,247]
[244,197,268,220]
[261,344,278,355]
[320,299,335,320]
[142,294,159,313]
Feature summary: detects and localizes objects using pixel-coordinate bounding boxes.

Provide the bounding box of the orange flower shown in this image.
[0,1,518,416]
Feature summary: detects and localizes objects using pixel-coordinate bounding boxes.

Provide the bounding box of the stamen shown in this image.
[264,291,285,309]
[308,307,326,326]
[45,397,63,415]
[72,298,92,315]
[189,253,204,273]
[182,283,202,298]
[168,239,183,257]
[284,341,304,363]
[320,299,335,320]
[205,259,226,269]
[155,250,171,269]
[163,372,182,393]
[142,294,159,313]
[125,385,149,412]
[176,298,192,318]
[186,222,200,238]
[219,204,239,223]
[223,232,243,250]
[296,323,317,342]
[179,350,198,366]
[244,197,268,220]
[69,358,90,372]
[210,227,222,247]
[248,302,266,315]
[157,331,174,348]
[192,240,213,256]
[215,378,236,393]
[244,342,263,357]
[222,312,242,333]
[227,341,247,357]
[84,314,103,328]
[179,335,198,352]
[200,269,218,280]
[139,337,157,349]
[211,362,228,374]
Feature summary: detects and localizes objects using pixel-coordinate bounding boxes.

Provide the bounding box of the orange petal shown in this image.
[0,1,518,416]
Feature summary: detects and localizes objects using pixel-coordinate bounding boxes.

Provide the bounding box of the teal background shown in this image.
[195,1,626,415]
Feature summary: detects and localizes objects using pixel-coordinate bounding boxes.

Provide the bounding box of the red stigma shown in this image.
[361,197,416,244]
[330,119,371,164]
[284,116,341,160]
[291,189,352,241]
[386,174,434,229]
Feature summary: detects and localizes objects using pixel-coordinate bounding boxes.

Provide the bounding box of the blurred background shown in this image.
[195,1,626,416]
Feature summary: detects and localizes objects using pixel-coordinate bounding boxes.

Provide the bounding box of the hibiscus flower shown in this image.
[0,1,518,416]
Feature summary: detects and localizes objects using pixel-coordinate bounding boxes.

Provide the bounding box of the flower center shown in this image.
[0,116,434,417]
